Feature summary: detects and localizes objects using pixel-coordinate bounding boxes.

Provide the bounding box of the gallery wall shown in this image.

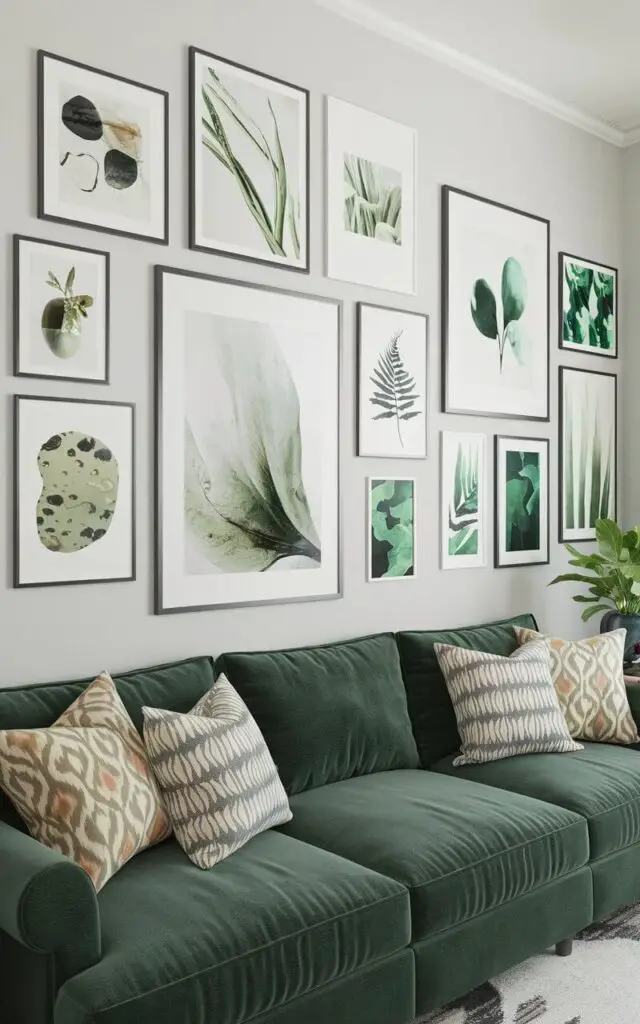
[0,0,624,685]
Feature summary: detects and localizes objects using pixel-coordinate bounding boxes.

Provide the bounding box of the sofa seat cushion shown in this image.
[54,831,410,1024]
[432,743,640,860]
[279,770,588,942]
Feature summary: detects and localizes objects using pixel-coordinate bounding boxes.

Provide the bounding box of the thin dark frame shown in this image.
[13,234,111,384]
[154,265,341,614]
[558,365,618,544]
[37,50,169,245]
[441,185,550,421]
[558,251,618,359]
[188,46,310,273]
[356,301,429,458]
[14,394,136,588]
[493,434,550,569]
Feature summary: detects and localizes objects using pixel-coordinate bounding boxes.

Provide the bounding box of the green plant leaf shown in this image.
[504,321,529,366]
[470,280,498,339]
[65,266,76,294]
[581,603,611,622]
[448,524,478,556]
[501,257,527,329]
[595,518,623,560]
[549,572,599,586]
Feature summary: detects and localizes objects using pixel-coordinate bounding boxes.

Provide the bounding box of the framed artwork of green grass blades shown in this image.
[559,252,617,358]
[367,478,415,581]
[559,367,617,543]
[441,431,486,569]
[494,435,549,568]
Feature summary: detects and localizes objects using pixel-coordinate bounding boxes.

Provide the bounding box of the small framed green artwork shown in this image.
[440,432,486,569]
[367,478,415,581]
[494,435,549,568]
[559,252,617,358]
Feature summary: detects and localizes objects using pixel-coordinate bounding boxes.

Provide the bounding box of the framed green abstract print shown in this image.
[559,252,617,358]
[367,478,415,581]
[559,367,617,543]
[494,435,549,568]
[440,431,486,569]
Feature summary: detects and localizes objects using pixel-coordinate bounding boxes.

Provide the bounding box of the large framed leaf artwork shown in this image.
[442,187,549,420]
[357,303,428,458]
[326,98,417,293]
[155,268,340,613]
[559,367,617,543]
[189,48,309,272]
[559,252,617,358]
[14,395,135,587]
[441,432,486,570]
[367,479,415,581]
[494,436,549,568]
[38,52,168,243]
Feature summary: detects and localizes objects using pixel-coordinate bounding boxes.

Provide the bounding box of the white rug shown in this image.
[418,905,640,1024]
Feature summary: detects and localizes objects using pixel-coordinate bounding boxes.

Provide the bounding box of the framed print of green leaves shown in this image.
[367,478,415,581]
[14,235,109,383]
[559,367,617,543]
[559,252,617,358]
[442,186,549,420]
[189,48,309,272]
[155,267,340,613]
[326,97,417,293]
[494,436,549,568]
[38,51,168,243]
[441,432,486,569]
[357,303,428,458]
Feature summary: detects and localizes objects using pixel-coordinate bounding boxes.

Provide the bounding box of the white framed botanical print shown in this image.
[442,186,549,420]
[441,431,486,570]
[38,51,168,243]
[189,47,309,271]
[155,267,340,613]
[14,396,135,587]
[494,435,549,568]
[14,235,109,383]
[559,252,617,358]
[326,97,417,293]
[357,303,428,458]
[367,478,416,581]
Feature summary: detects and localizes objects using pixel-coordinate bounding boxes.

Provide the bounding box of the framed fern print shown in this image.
[357,303,428,458]
[440,431,486,570]
[559,367,616,543]
[494,435,549,568]
[155,267,340,613]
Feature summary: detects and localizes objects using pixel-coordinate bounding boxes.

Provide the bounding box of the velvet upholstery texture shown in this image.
[279,770,588,941]
[396,614,538,765]
[54,831,410,1024]
[217,633,419,795]
[433,742,640,860]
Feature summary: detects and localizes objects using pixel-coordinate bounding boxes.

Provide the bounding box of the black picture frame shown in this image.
[493,434,550,569]
[38,50,169,244]
[558,365,618,544]
[188,46,310,273]
[13,234,111,384]
[558,251,618,359]
[14,394,136,588]
[356,301,429,459]
[441,185,550,421]
[154,265,341,614]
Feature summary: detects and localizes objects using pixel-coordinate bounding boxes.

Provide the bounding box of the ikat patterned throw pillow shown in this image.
[142,674,292,869]
[434,639,583,766]
[515,627,639,745]
[0,672,171,891]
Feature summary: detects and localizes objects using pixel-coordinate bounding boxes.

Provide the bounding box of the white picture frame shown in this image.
[367,478,416,581]
[441,431,486,570]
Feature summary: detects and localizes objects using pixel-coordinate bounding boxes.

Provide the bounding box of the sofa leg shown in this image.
[555,938,573,957]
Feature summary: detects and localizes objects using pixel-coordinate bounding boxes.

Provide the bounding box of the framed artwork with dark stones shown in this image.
[14,395,135,587]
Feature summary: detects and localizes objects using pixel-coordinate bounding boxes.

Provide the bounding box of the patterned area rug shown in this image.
[417,904,640,1024]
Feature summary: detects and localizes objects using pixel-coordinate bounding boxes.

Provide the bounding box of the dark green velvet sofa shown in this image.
[2,613,640,1024]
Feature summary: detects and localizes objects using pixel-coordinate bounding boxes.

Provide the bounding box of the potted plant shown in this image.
[550,518,640,664]
[41,267,93,359]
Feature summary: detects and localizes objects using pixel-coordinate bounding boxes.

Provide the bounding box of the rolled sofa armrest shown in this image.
[0,819,101,981]
[626,682,640,732]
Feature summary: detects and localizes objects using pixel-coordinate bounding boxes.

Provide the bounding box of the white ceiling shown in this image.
[316,0,640,146]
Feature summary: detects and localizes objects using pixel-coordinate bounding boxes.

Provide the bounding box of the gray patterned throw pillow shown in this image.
[142,674,292,868]
[434,639,583,767]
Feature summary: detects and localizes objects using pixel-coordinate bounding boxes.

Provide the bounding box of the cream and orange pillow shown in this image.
[0,671,171,890]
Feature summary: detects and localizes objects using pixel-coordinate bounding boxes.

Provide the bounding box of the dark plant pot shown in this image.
[41,298,82,359]
[600,611,640,665]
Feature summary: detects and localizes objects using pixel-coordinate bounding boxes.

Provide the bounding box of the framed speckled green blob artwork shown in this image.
[14,395,135,587]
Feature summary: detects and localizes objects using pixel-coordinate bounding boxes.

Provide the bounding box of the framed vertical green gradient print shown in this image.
[494,435,549,568]
[441,431,486,570]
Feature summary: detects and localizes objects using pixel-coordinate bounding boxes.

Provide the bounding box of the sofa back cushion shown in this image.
[216,633,419,795]
[395,613,538,765]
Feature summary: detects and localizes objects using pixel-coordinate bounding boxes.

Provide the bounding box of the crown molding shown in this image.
[315,0,627,148]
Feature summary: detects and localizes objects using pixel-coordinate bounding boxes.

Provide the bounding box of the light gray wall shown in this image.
[622,143,640,526]
[0,0,623,686]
